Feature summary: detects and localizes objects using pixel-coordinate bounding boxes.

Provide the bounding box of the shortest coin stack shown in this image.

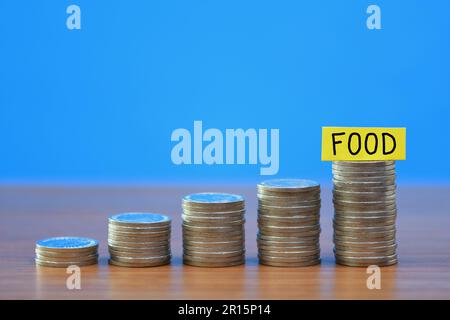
[182,193,246,267]
[108,212,171,267]
[35,237,99,267]
[257,179,321,267]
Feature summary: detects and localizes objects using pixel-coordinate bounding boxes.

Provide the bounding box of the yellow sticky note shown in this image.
[321,127,406,161]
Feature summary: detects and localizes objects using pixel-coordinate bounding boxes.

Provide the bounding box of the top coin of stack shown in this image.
[108,212,171,267]
[332,161,398,267]
[257,179,321,267]
[182,193,246,267]
[35,237,99,268]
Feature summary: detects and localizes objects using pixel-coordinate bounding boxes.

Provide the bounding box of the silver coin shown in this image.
[183,231,245,241]
[333,192,396,201]
[110,254,170,262]
[183,238,243,246]
[109,258,170,268]
[257,191,320,201]
[259,223,320,231]
[258,219,319,228]
[333,188,396,196]
[36,237,99,253]
[257,238,319,247]
[335,259,397,267]
[257,243,319,250]
[334,234,396,242]
[259,212,320,219]
[183,193,244,205]
[258,179,320,192]
[182,225,243,234]
[183,207,245,214]
[332,172,396,180]
[108,230,172,239]
[333,219,396,228]
[332,164,396,172]
[334,229,395,239]
[258,208,320,218]
[334,240,397,250]
[333,160,395,167]
[183,231,244,240]
[109,249,170,258]
[183,240,244,247]
[35,253,98,263]
[183,249,245,258]
[109,243,171,250]
[259,258,320,267]
[109,212,171,227]
[183,258,245,267]
[332,168,396,177]
[108,244,170,252]
[257,254,320,263]
[257,193,320,202]
[257,234,319,243]
[333,223,396,232]
[183,254,245,264]
[36,258,98,268]
[182,226,243,234]
[334,238,396,247]
[182,212,244,221]
[182,218,245,227]
[335,209,397,218]
[108,223,170,232]
[108,240,170,249]
[333,176,396,186]
[335,258,397,267]
[335,252,397,260]
[334,215,396,222]
[334,248,396,257]
[259,248,320,257]
[259,200,320,209]
[334,187,396,193]
[258,244,319,252]
[334,243,397,252]
[258,196,321,204]
[333,196,396,204]
[108,235,170,243]
[259,231,320,238]
[108,231,171,239]
[183,245,244,253]
[334,202,396,211]
[35,248,97,258]
[258,201,321,210]
[182,206,245,215]
[333,196,396,205]
[332,161,395,167]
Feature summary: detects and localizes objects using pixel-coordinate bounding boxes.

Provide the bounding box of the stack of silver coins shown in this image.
[182,193,246,267]
[108,212,171,267]
[257,179,321,267]
[35,237,99,267]
[332,161,397,267]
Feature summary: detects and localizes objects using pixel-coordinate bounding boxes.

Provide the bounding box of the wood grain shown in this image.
[1,185,449,300]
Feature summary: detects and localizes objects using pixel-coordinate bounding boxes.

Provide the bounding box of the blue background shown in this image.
[1,0,449,184]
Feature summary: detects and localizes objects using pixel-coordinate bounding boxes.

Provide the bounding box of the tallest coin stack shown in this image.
[332,161,398,267]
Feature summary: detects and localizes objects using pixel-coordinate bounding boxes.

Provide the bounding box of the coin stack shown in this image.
[35,237,99,267]
[332,161,397,267]
[108,212,171,267]
[257,179,321,267]
[182,193,246,267]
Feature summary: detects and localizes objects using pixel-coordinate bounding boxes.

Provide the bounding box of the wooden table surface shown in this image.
[1,184,449,300]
